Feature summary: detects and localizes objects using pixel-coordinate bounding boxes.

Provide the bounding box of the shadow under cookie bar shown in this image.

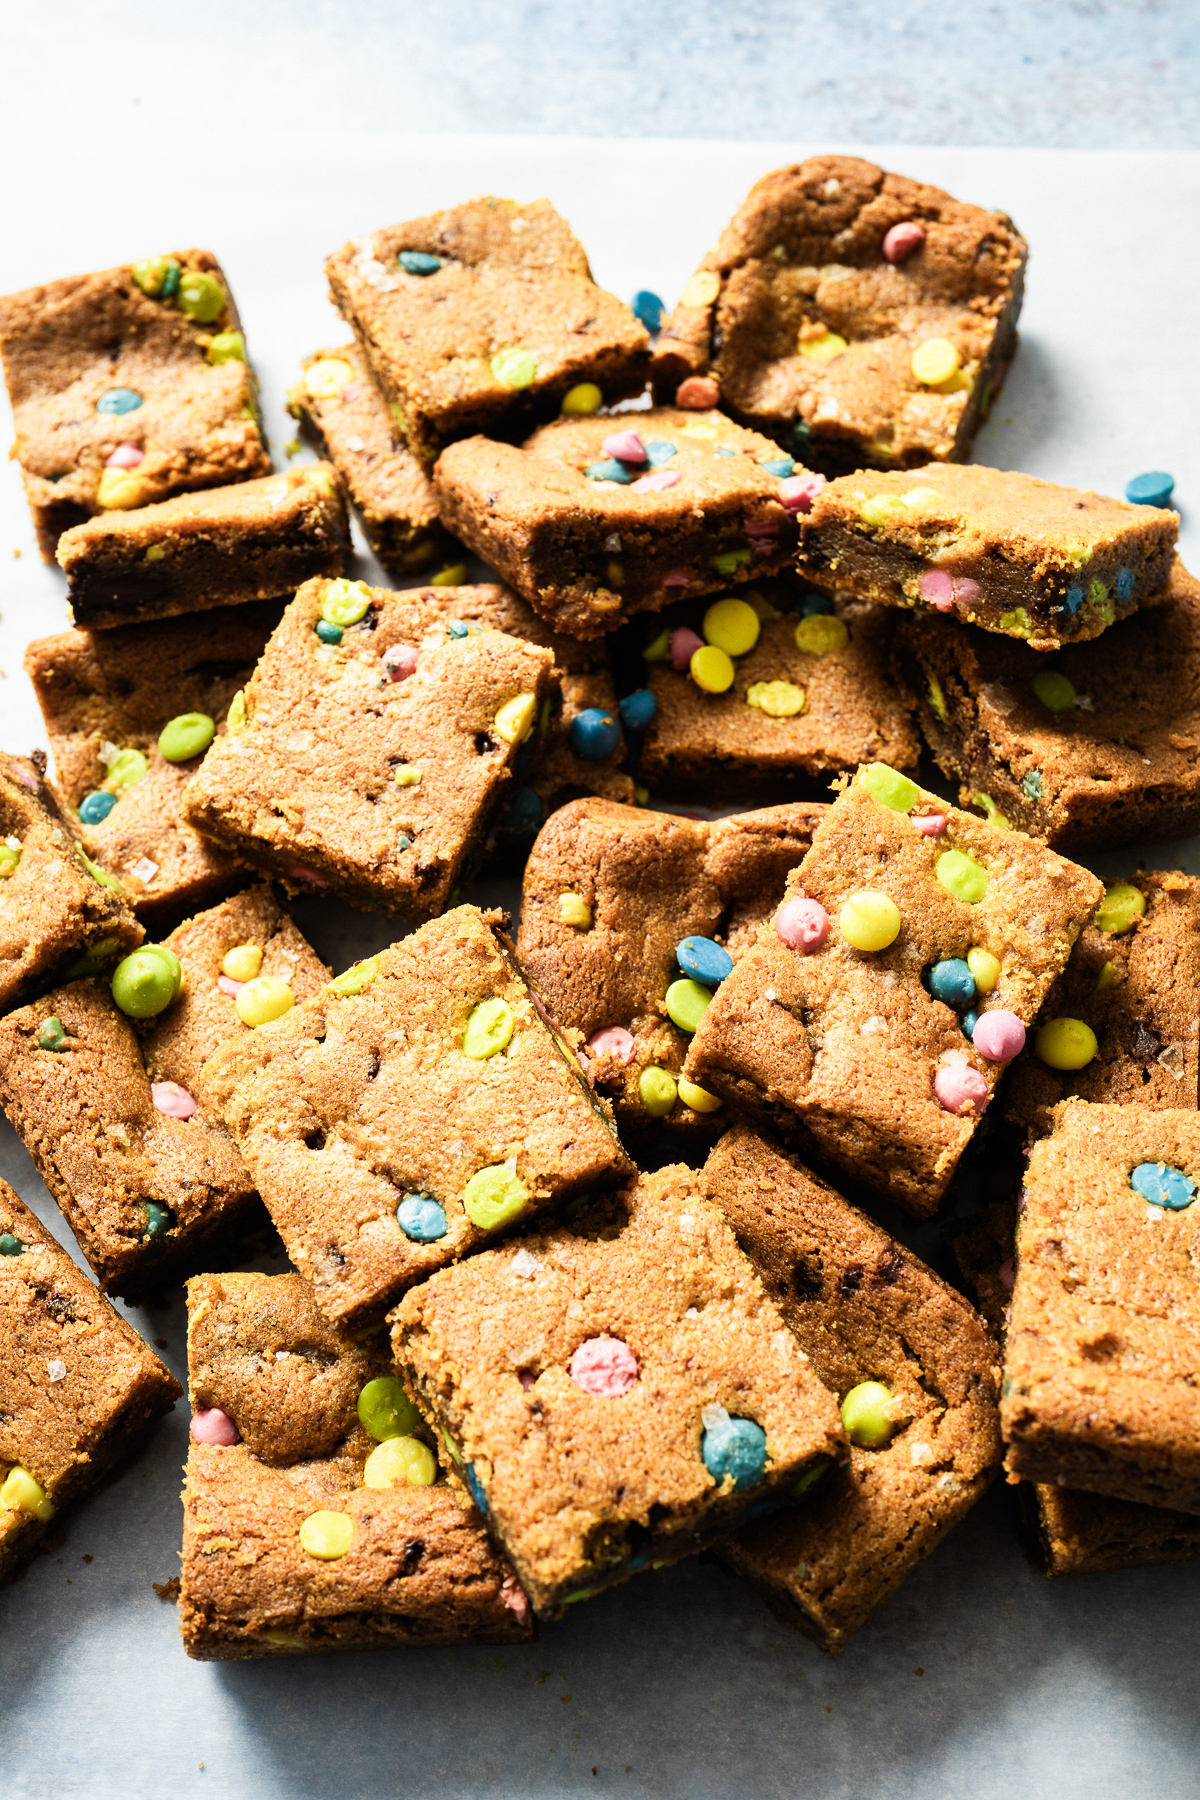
[0,250,270,560]
[26,602,283,928]
[0,1180,180,1580]
[198,907,631,1329]
[704,1126,1000,1650]
[390,1164,845,1617]
[893,558,1200,854]
[651,155,1027,477]
[56,464,349,631]
[180,1271,531,1658]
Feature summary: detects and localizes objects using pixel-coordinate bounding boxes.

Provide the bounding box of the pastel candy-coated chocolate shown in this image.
[675,376,720,408]
[670,627,705,670]
[1126,471,1174,508]
[151,1080,198,1119]
[190,1407,240,1447]
[970,1009,1026,1062]
[95,387,143,415]
[776,896,830,952]
[631,289,665,332]
[677,935,734,988]
[927,958,975,1009]
[883,221,926,262]
[568,708,621,760]
[79,789,117,825]
[779,472,826,514]
[585,458,633,485]
[105,441,144,468]
[1131,1161,1197,1209]
[701,1415,767,1489]
[618,689,657,731]
[397,1194,449,1241]
[934,1055,989,1115]
[912,813,948,836]
[570,1336,639,1398]
[631,469,680,492]
[383,643,419,681]
[600,429,647,464]
[587,1026,635,1066]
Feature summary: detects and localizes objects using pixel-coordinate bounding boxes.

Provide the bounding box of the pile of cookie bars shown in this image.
[0,154,1195,1660]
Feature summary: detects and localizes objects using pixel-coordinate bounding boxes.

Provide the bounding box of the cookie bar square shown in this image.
[1002,1102,1200,1514]
[432,409,803,638]
[705,1127,1000,1649]
[287,346,453,577]
[517,798,825,1135]
[55,464,348,631]
[199,907,631,1329]
[683,763,1103,1215]
[0,250,270,560]
[798,463,1178,650]
[0,885,328,1299]
[650,156,1027,476]
[894,558,1200,852]
[183,577,556,918]
[180,1271,532,1658]
[391,1164,845,1616]
[26,602,282,926]
[0,1180,180,1580]
[1003,872,1200,1141]
[0,751,142,1014]
[634,580,918,795]
[325,196,649,464]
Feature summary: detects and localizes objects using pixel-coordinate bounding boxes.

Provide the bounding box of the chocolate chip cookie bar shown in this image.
[705,1127,1000,1649]
[0,250,270,560]
[182,576,555,918]
[798,463,1178,650]
[326,196,649,464]
[0,1180,180,1580]
[391,1163,845,1616]
[432,409,804,638]
[894,558,1200,852]
[199,907,631,1329]
[0,750,142,1014]
[683,763,1103,1215]
[26,602,282,926]
[0,885,328,1299]
[517,798,825,1134]
[651,156,1027,476]
[180,1271,532,1658]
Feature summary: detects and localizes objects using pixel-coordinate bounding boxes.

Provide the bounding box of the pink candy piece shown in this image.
[190,1408,240,1447]
[883,221,926,264]
[216,974,244,998]
[13,765,39,791]
[382,642,419,681]
[105,441,144,469]
[744,513,780,539]
[918,570,982,612]
[587,1025,636,1066]
[776,895,831,953]
[670,626,705,670]
[970,1009,1026,1063]
[912,813,948,836]
[501,1574,531,1623]
[631,469,680,493]
[151,1081,197,1120]
[600,428,647,464]
[570,1336,639,1399]
[661,567,693,588]
[340,383,361,403]
[675,376,720,409]
[287,864,329,886]
[998,1256,1015,1293]
[934,1054,990,1116]
[518,1370,536,1392]
[954,577,981,603]
[778,472,826,515]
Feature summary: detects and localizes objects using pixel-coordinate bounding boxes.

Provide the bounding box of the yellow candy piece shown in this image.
[559,893,592,928]
[493,692,537,744]
[967,948,1002,993]
[0,1464,54,1522]
[226,691,248,734]
[747,680,805,718]
[839,890,901,952]
[462,997,515,1059]
[221,943,263,983]
[680,270,721,308]
[859,494,909,528]
[561,382,603,415]
[97,467,151,510]
[1036,1017,1099,1070]
[638,1066,678,1117]
[363,1435,437,1489]
[794,614,849,656]
[703,597,760,657]
[298,1510,354,1559]
[998,608,1032,637]
[304,358,355,400]
[393,764,422,787]
[1095,960,1116,992]
[236,976,294,1028]
[430,563,468,587]
[928,675,948,722]
[911,338,961,386]
[328,957,380,997]
[690,645,735,694]
[678,1077,722,1114]
[798,330,848,363]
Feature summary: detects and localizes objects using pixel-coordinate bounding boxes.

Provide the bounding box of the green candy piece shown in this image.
[36,1016,70,1052]
[0,842,20,878]
[142,1201,172,1243]
[841,1380,895,1449]
[0,1232,24,1255]
[315,619,343,644]
[462,997,515,1059]
[490,348,537,389]
[357,1375,421,1442]
[936,848,988,905]
[61,936,122,981]
[206,331,246,366]
[319,579,372,627]
[927,675,948,722]
[328,957,380,997]
[998,607,1032,637]
[665,978,712,1035]
[643,628,672,663]
[111,946,181,1018]
[1095,883,1146,937]
[1031,670,1076,712]
[792,1458,830,1498]
[75,846,123,892]
[711,549,752,576]
[105,748,148,792]
[158,712,216,763]
[177,269,225,323]
[638,1066,677,1117]
[462,1163,529,1230]
[131,255,181,299]
[860,763,918,812]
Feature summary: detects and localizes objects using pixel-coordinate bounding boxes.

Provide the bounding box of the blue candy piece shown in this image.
[1130,1161,1197,1210]
[569,708,621,760]
[463,1460,490,1516]
[759,457,795,478]
[446,618,471,639]
[1115,567,1136,601]
[715,447,739,458]
[142,1201,171,1242]
[677,935,734,988]
[626,1552,649,1571]
[1022,770,1044,799]
[79,789,117,825]
[701,1415,767,1490]
[799,589,836,617]
[1126,471,1175,508]
[315,618,343,644]
[644,438,677,466]
[396,834,413,852]
[398,250,442,276]
[95,387,143,415]
[585,458,633,485]
[1064,586,1086,615]
[631,289,665,334]
[397,1193,449,1241]
[618,689,657,732]
[927,958,976,1010]
[790,420,812,455]
[962,1009,978,1041]
[499,784,543,838]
